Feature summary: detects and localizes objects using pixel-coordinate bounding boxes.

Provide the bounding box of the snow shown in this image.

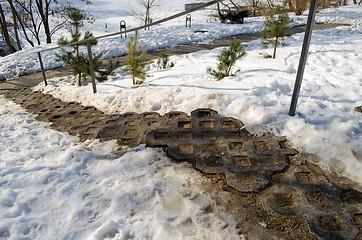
[0,1,361,238]
[32,21,362,185]
[0,2,361,80]
[0,97,243,239]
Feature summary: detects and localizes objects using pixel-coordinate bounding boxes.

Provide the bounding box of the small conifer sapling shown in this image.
[157,52,175,70]
[57,11,120,86]
[207,40,246,80]
[261,7,293,59]
[123,31,152,85]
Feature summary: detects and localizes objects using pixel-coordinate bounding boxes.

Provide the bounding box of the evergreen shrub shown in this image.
[123,31,152,85]
[207,40,246,80]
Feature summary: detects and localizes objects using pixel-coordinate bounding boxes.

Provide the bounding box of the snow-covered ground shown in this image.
[0,97,243,239]
[0,2,361,80]
[33,22,362,185]
[0,1,361,239]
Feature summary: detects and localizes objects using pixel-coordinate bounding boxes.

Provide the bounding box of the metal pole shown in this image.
[87,40,97,94]
[186,14,191,28]
[288,0,319,116]
[120,20,126,38]
[37,52,47,86]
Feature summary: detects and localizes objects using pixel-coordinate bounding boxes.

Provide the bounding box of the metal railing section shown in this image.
[36,0,225,93]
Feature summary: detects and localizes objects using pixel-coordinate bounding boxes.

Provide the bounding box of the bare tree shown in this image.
[317,0,347,10]
[249,0,261,17]
[14,0,43,45]
[3,0,91,47]
[14,0,68,44]
[131,0,161,28]
[6,0,35,46]
[0,3,17,53]
[6,0,22,50]
[35,0,54,44]
[33,0,88,44]
[287,0,308,15]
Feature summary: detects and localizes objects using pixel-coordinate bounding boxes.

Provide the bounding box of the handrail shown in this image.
[36,0,224,54]
[36,0,225,93]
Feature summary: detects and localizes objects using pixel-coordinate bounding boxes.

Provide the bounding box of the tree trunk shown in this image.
[253,0,257,17]
[8,0,22,50]
[229,0,240,11]
[12,7,35,47]
[217,3,221,19]
[76,44,82,86]
[273,37,278,58]
[145,3,150,30]
[28,1,42,45]
[287,0,296,14]
[0,4,16,53]
[44,1,52,44]
[36,0,52,44]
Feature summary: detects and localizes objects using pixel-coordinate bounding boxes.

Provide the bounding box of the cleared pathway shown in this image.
[2,23,361,240]
[2,84,361,240]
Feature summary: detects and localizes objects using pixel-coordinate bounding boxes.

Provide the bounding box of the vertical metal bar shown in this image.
[37,52,47,86]
[186,14,191,28]
[87,40,97,94]
[288,0,319,116]
[120,20,127,38]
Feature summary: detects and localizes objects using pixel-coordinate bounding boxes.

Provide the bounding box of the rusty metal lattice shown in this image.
[3,88,362,240]
[146,108,296,192]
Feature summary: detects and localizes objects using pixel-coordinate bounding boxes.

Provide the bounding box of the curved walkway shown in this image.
[1,23,361,239]
[2,87,361,240]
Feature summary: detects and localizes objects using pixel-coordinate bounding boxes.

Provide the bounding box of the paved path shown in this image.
[2,23,361,239]
[0,23,341,93]
[2,88,361,240]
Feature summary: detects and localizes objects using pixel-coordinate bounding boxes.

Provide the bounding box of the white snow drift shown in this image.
[0,97,243,239]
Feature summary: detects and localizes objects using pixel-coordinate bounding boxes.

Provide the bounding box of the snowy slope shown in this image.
[34,22,362,186]
[0,97,243,239]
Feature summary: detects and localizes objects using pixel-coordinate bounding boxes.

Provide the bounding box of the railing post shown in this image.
[186,14,192,28]
[289,0,319,116]
[86,40,97,94]
[37,52,47,86]
[120,20,126,38]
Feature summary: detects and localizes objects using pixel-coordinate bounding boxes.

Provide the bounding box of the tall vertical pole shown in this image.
[87,40,97,94]
[37,52,47,86]
[288,0,319,116]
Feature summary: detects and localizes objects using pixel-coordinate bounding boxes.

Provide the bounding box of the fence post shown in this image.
[86,40,97,94]
[289,0,319,116]
[186,14,191,28]
[120,20,126,38]
[37,52,47,86]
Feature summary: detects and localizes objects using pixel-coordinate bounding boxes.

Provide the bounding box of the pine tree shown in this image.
[207,40,246,80]
[96,60,121,82]
[123,31,152,85]
[57,11,119,86]
[261,7,293,59]
[157,52,174,70]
